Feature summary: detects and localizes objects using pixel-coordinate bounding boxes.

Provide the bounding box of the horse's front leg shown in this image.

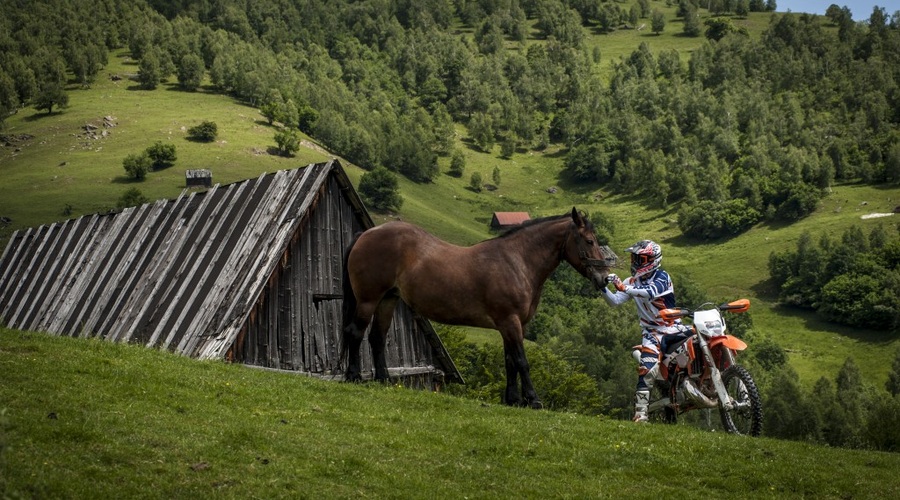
[511,341,542,409]
[502,341,522,406]
[499,318,542,409]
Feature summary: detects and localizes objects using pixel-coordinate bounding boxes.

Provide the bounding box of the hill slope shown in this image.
[1,329,898,498]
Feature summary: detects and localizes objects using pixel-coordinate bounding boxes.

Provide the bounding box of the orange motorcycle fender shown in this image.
[708,335,747,351]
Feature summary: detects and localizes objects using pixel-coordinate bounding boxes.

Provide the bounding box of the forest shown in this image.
[3,1,899,211]
[1,0,899,450]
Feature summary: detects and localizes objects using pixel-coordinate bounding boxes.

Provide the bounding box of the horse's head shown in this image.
[563,208,618,290]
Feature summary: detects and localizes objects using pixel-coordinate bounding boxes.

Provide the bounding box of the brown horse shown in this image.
[341,208,616,408]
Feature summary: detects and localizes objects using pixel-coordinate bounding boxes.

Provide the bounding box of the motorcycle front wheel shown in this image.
[719,365,763,436]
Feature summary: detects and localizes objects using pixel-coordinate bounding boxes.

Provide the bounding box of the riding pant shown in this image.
[635,328,690,391]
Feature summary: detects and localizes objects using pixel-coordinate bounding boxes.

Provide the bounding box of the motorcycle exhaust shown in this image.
[681,378,718,408]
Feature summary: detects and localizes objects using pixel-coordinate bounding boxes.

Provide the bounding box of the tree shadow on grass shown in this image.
[111,175,146,185]
[22,110,60,122]
[460,136,487,154]
[554,167,603,196]
[184,136,217,144]
[750,276,781,300]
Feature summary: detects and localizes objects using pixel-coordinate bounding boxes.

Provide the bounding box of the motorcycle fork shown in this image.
[697,336,734,410]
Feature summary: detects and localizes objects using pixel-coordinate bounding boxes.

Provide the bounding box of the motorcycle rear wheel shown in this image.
[719,365,763,436]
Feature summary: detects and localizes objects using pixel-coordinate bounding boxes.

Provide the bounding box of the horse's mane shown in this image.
[496,214,579,239]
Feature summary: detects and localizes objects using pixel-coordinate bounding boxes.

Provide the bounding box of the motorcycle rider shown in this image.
[601,240,688,422]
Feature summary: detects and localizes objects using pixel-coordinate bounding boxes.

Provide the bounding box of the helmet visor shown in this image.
[631,253,654,268]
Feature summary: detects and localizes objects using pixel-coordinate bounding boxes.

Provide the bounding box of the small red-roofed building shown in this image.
[490,211,531,230]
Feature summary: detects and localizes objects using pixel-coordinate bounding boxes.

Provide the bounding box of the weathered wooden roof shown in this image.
[0,160,459,382]
[185,168,211,179]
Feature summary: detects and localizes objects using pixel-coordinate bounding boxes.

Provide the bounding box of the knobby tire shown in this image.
[718,365,763,436]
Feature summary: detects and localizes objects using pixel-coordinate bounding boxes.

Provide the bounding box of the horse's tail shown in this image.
[340,232,362,364]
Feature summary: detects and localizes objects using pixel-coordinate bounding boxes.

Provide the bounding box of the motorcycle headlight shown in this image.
[701,320,724,336]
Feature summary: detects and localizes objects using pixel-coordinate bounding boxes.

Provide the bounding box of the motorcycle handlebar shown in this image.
[660,299,751,323]
[719,299,751,313]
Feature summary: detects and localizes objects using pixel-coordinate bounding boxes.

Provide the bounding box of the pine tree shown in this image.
[763,365,819,440]
[449,149,466,178]
[834,357,868,448]
[887,349,900,397]
[359,166,402,211]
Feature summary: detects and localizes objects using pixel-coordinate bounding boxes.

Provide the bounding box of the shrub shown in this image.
[358,166,402,211]
[117,187,150,208]
[273,128,300,157]
[146,141,177,170]
[449,149,465,177]
[775,182,821,221]
[123,152,152,180]
[469,171,483,192]
[678,199,761,239]
[187,121,217,142]
[819,274,898,329]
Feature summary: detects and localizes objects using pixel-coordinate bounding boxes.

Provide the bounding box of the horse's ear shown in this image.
[571,207,585,227]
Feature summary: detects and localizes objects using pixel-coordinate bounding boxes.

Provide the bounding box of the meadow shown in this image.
[1,328,899,498]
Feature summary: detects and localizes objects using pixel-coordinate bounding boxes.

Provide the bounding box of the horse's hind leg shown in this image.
[369,293,399,382]
[343,314,369,382]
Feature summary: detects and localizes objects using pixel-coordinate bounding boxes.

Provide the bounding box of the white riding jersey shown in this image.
[602,269,680,333]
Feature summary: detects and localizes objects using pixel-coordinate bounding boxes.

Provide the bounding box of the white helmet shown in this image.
[626,240,662,277]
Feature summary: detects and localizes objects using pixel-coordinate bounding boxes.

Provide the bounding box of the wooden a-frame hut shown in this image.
[0,160,461,388]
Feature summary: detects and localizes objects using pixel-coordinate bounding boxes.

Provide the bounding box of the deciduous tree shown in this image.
[177,53,204,91]
[273,127,300,156]
[651,9,666,35]
[123,152,152,181]
[359,166,402,211]
[146,142,177,170]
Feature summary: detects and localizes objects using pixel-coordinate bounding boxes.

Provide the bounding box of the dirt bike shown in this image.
[642,299,763,436]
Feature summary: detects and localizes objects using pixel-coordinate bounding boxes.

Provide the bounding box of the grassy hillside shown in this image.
[1,10,898,391]
[1,329,898,498]
[0,51,330,237]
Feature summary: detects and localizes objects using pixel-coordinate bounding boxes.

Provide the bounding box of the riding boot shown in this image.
[633,390,650,422]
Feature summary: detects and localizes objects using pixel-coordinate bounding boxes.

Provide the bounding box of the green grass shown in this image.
[0,50,330,240]
[2,328,899,498]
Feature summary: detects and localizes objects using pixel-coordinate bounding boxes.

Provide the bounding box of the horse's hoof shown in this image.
[529,401,544,410]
